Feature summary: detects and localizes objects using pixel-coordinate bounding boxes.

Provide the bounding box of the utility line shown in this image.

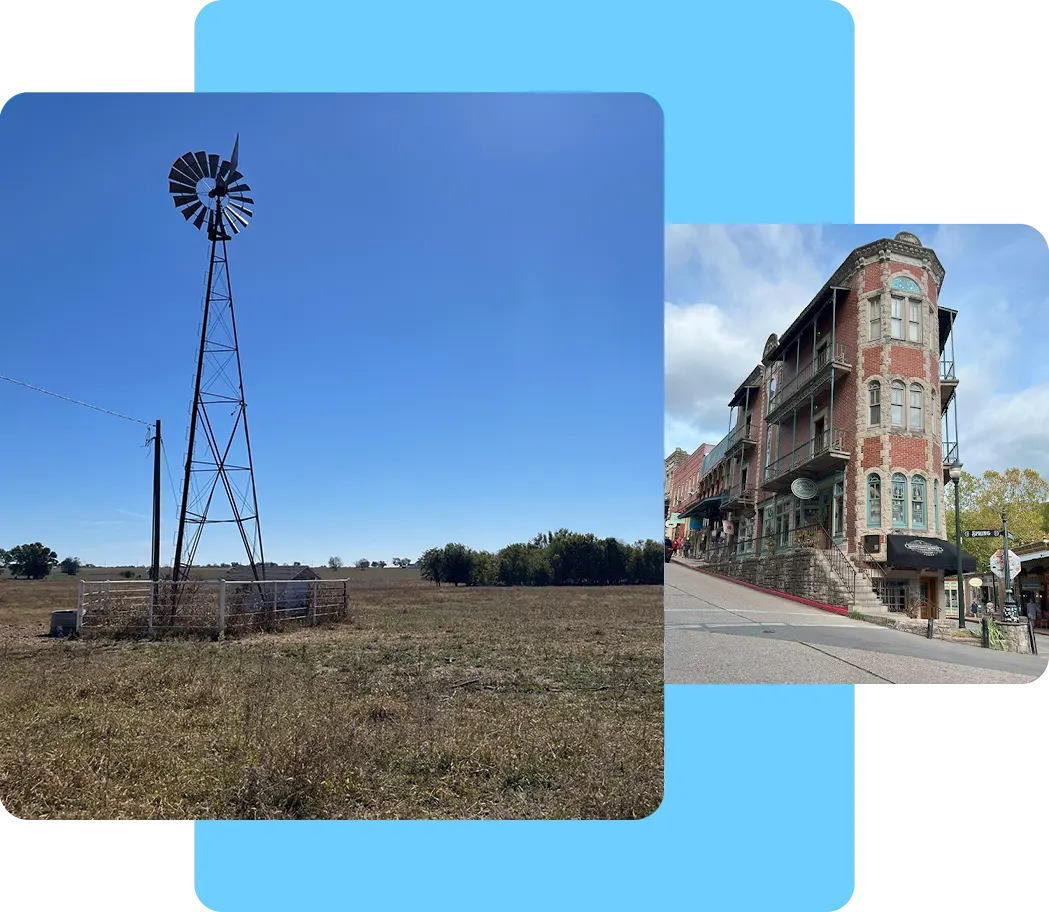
[0,374,151,427]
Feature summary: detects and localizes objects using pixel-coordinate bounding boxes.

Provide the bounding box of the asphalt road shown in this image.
[665,561,1048,685]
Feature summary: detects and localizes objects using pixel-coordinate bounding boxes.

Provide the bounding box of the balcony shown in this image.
[762,426,850,493]
[767,342,852,424]
[939,357,959,414]
[723,479,759,511]
[724,422,757,457]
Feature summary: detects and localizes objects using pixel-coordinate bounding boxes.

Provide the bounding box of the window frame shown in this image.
[869,296,881,342]
[908,299,922,343]
[890,295,905,339]
[867,473,882,528]
[891,472,908,528]
[868,380,881,426]
[891,380,905,427]
[909,383,924,430]
[911,474,927,530]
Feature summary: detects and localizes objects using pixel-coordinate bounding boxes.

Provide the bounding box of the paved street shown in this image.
[666,561,1048,684]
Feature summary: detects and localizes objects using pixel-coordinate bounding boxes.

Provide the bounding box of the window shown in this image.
[908,299,922,343]
[868,381,881,426]
[933,479,939,533]
[891,276,921,294]
[867,473,882,527]
[891,473,907,527]
[891,381,905,426]
[869,297,881,341]
[891,296,904,339]
[768,375,777,410]
[873,578,909,613]
[833,479,844,537]
[911,475,927,529]
[764,427,773,478]
[909,383,923,429]
[775,498,791,549]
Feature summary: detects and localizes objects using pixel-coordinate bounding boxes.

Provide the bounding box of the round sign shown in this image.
[967,577,984,589]
[791,478,818,500]
[990,549,1021,579]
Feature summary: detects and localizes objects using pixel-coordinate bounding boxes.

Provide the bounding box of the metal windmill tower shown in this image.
[167,135,266,590]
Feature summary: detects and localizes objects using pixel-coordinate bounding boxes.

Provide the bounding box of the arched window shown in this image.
[867,473,882,527]
[869,380,881,426]
[891,381,905,426]
[891,276,921,294]
[909,383,924,429]
[891,473,908,527]
[911,474,927,529]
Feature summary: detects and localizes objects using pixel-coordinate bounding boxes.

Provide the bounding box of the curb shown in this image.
[669,558,849,617]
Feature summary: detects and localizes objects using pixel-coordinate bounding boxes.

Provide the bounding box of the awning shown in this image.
[680,495,726,519]
[885,535,977,574]
[665,513,682,528]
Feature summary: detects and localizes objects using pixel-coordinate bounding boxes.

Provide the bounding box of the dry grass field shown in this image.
[0,571,662,820]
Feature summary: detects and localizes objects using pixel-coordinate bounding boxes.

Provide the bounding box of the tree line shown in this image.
[416,530,664,587]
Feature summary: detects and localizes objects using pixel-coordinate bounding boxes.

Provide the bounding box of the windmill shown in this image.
[167,135,265,598]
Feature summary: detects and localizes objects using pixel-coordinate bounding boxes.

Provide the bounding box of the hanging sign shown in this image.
[790,478,817,500]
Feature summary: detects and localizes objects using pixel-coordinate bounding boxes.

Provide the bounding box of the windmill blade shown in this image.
[228,204,253,222]
[227,205,249,227]
[231,195,254,206]
[229,134,239,173]
[169,163,198,185]
[216,159,231,182]
[207,153,220,178]
[227,170,244,184]
[193,206,209,229]
[194,151,210,178]
[169,179,197,196]
[224,210,241,235]
[180,152,205,180]
[180,200,203,221]
[227,182,251,193]
[173,194,200,208]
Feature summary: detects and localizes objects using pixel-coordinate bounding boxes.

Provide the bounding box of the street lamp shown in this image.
[1001,507,1019,621]
[949,463,965,629]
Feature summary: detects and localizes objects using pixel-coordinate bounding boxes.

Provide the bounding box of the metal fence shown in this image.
[78,578,350,636]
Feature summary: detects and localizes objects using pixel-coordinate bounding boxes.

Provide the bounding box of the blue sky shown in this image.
[0,93,663,567]
[665,224,1049,479]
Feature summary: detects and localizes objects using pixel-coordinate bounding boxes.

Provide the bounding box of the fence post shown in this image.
[218,579,226,635]
[342,580,348,619]
[77,579,84,618]
[310,579,318,626]
[148,582,154,635]
[101,580,107,615]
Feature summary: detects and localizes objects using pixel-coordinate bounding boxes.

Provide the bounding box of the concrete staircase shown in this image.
[813,549,889,613]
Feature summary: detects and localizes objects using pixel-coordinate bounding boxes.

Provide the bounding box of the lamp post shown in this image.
[949,463,965,629]
[1002,507,1019,621]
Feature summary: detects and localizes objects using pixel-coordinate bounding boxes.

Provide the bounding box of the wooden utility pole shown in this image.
[151,419,162,584]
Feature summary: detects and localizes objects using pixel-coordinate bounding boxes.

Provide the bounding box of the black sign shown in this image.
[963,529,1003,538]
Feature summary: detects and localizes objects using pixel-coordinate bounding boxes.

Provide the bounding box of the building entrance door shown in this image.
[919,577,939,619]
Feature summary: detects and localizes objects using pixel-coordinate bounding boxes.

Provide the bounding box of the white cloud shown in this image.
[666,224,1049,483]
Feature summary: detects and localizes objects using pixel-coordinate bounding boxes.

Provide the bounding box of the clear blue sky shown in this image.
[0,93,663,567]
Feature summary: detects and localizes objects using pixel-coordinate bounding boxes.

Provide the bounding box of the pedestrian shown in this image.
[1030,595,1041,624]
[969,596,979,618]
[683,539,692,558]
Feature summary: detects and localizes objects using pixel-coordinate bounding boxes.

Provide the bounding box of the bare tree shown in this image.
[327,556,343,570]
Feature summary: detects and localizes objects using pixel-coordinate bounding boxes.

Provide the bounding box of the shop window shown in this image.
[867,474,882,527]
[933,479,939,533]
[891,473,908,527]
[911,475,927,529]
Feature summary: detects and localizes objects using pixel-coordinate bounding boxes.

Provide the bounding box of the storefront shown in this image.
[1016,541,1049,626]
[879,534,977,618]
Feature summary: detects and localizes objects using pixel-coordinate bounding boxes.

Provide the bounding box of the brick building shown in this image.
[676,231,973,615]
[665,443,711,541]
[664,447,689,521]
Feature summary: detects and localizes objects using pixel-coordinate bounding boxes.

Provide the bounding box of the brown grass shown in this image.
[0,574,662,820]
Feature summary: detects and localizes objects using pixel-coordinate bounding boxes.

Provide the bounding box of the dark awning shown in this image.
[885,535,977,574]
[680,495,725,519]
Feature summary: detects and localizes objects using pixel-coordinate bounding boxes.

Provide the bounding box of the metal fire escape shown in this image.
[939,307,961,480]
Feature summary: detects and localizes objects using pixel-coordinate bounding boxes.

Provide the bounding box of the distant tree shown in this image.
[441,543,473,587]
[418,547,445,586]
[6,543,58,580]
[355,558,370,570]
[0,548,8,573]
[119,569,135,579]
[392,557,414,568]
[328,556,343,570]
[469,550,496,586]
[377,560,387,569]
[59,556,82,576]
